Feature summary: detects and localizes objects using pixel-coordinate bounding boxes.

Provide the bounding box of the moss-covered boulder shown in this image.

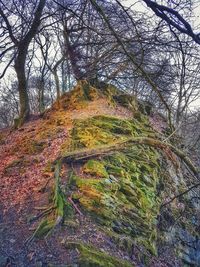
[53,80,100,110]
[30,81,199,266]
[62,114,161,256]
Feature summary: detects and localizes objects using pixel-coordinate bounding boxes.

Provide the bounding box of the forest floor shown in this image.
[0,98,136,266]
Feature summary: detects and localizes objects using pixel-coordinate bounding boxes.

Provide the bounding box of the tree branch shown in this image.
[0,53,16,79]
[90,0,174,131]
[161,182,200,207]
[23,0,46,45]
[0,4,18,45]
[142,0,200,45]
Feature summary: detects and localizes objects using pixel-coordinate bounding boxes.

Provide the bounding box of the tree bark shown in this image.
[53,69,61,100]
[38,78,45,113]
[63,24,84,80]
[14,45,30,125]
[12,0,46,126]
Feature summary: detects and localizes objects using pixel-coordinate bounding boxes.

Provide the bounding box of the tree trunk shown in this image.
[11,0,46,127]
[53,69,61,100]
[63,24,84,80]
[14,48,30,126]
[38,78,45,113]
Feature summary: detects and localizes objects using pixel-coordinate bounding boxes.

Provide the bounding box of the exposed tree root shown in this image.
[61,137,199,177]
[29,206,55,223]
[68,196,83,216]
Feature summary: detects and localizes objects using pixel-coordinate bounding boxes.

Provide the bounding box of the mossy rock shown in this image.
[56,80,100,110]
[41,83,199,265]
[61,113,161,255]
[113,94,138,112]
[69,148,160,254]
[65,241,134,267]
[83,160,109,178]
[62,115,155,153]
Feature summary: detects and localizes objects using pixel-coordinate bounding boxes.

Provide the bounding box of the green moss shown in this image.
[61,115,155,153]
[65,241,134,267]
[53,161,74,219]
[83,159,109,178]
[61,114,162,255]
[105,230,135,255]
[58,80,100,110]
[72,176,104,213]
[33,219,55,239]
[69,147,160,253]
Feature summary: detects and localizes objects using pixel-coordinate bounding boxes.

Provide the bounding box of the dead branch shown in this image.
[161,182,200,208]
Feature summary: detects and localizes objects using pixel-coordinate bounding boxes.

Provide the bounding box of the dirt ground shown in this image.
[0,99,135,266]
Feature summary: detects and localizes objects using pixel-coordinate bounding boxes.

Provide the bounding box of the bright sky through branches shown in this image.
[123,0,200,109]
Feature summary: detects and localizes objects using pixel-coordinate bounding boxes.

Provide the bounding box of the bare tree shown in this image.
[0,0,46,126]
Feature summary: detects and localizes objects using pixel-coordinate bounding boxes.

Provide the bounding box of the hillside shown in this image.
[0,81,199,267]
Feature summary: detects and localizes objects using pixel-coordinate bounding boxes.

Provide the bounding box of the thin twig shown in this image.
[38,177,52,193]
[162,122,182,142]
[68,196,83,216]
[161,182,200,208]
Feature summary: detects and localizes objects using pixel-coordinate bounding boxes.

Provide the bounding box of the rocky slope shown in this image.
[0,81,199,266]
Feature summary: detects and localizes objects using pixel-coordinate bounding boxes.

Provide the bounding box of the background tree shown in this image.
[0,0,46,125]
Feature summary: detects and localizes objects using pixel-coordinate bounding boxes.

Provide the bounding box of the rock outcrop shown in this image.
[0,80,199,266]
